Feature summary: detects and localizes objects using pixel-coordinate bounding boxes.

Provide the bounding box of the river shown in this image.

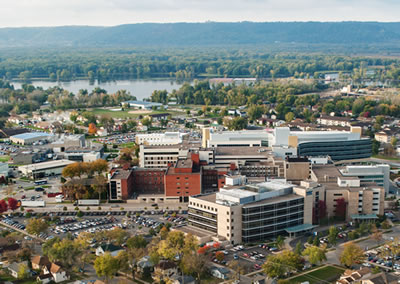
[11,79,187,101]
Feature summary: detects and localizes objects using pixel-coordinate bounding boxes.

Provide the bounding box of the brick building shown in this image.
[164,153,202,202]
[109,169,135,200]
[131,169,165,197]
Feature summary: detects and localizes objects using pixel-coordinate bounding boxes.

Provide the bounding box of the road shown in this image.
[326,225,400,265]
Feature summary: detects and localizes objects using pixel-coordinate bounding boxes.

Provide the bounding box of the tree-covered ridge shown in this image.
[2,22,400,47]
[2,48,400,82]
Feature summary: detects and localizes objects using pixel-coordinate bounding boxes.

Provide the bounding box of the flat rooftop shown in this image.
[18,159,75,171]
[111,169,132,180]
[11,132,53,140]
[242,193,302,208]
[215,147,272,156]
[192,193,217,203]
[175,225,216,238]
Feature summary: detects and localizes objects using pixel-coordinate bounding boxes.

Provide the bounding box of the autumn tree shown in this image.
[26,218,48,235]
[340,242,365,267]
[302,245,327,265]
[181,252,208,281]
[7,198,18,211]
[371,224,383,244]
[0,199,8,213]
[215,251,225,262]
[88,123,97,135]
[262,250,303,279]
[328,226,338,245]
[94,253,119,283]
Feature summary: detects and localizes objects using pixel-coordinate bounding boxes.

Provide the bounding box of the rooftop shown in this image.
[124,100,163,106]
[111,169,132,180]
[18,159,75,171]
[242,193,302,207]
[215,147,272,156]
[11,132,53,140]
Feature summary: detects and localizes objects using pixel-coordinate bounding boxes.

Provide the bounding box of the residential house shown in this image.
[153,260,178,282]
[7,115,25,125]
[7,261,29,278]
[31,255,51,270]
[210,266,230,280]
[95,244,124,257]
[374,128,399,144]
[168,274,196,284]
[42,262,69,283]
[317,115,352,127]
[137,256,154,273]
[37,273,53,284]
[360,272,399,284]
[337,268,371,284]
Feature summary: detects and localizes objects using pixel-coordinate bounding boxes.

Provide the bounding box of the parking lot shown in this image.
[94,133,136,145]
[0,210,188,242]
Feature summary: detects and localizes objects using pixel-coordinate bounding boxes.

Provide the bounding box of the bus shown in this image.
[34,179,48,185]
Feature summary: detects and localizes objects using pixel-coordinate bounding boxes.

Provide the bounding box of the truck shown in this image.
[21,200,45,207]
[76,199,100,206]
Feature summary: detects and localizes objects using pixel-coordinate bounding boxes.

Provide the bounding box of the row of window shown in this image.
[189,202,218,212]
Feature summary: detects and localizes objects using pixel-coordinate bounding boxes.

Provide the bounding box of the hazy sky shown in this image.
[1,0,399,27]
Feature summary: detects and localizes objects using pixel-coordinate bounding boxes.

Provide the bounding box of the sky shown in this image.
[1,0,399,27]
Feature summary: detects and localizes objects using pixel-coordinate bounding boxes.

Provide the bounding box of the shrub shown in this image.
[75,206,79,211]
[86,206,90,211]
[98,206,102,210]
[77,210,83,217]
[63,206,67,211]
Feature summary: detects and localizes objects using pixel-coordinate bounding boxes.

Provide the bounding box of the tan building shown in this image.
[188,180,315,244]
[311,164,384,221]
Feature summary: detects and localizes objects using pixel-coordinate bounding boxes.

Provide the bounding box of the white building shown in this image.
[122,100,165,110]
[136,132,183,146]
[10,132,54,145]
[18,159,75,178]
[339,164,391,195]
[0,162,9,177]
[203,126,370,161]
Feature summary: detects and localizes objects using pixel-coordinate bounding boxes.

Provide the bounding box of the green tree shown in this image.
[372,139,380,155]
[340,242,365,267]
[94,253,119,283]
[328,226,338,245]
[276,235,284,249]
[294,241,303,255]
[285,112,295,122]
[126,235,148,249]
[17,263,29,279]
[262,250,303,279]
[302,245,327,265]
[26,218,48,235]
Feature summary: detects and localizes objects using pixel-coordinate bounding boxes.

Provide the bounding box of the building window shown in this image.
[227,219,229,222]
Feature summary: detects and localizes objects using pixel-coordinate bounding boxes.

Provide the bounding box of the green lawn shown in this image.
[120,142,136,148]
[372,155,400,161]
[92,108,184,119]
[288,265,345,284]
[0,155,9,162]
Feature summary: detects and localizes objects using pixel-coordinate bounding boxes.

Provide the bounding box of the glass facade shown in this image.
[298,139,372,161]
[188,207,218,233]
[242,197,304,243]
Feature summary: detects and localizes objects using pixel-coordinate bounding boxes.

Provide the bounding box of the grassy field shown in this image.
[372,155,400,161]
[288,265,345,284]
[0,155,9,162]
[92,108,184,119]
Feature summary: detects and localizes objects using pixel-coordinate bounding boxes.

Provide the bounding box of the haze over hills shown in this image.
[1,22,400,48]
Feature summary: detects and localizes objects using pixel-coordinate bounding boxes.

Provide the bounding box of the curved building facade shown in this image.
[298,139,372,161]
